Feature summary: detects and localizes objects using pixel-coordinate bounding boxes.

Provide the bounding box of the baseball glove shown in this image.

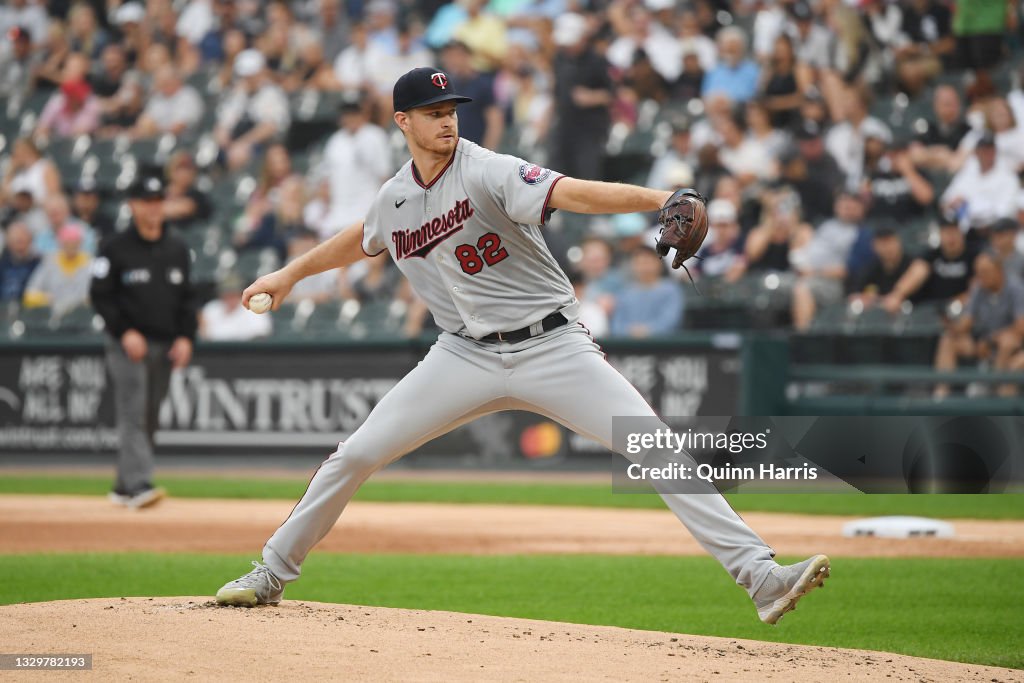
[655,188,709,270]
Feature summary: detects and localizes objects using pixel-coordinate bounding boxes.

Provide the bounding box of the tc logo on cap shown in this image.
[431,72,448,89]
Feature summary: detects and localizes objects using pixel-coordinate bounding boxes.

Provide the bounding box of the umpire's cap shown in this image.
[128,174,165,200]
[393,67,472,113]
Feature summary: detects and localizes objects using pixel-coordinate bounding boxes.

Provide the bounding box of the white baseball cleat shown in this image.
[753,554,830,625]
[216,561,284,607]
[127,486,166,510]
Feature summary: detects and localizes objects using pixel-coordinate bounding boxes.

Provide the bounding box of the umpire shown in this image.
[89,174,198,509]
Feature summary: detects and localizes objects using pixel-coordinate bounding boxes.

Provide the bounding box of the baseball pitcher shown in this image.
[215,67,829,625]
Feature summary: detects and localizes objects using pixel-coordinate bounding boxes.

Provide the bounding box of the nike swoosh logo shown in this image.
[395,198,407,208]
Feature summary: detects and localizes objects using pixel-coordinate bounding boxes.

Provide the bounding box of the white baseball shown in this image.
[248,292,273,314]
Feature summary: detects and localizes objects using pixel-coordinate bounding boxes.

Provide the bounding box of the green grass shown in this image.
[1,474,1023,518]
[0,553,1021,669]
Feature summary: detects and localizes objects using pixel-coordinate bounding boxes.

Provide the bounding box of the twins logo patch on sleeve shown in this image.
[519,163,551,185]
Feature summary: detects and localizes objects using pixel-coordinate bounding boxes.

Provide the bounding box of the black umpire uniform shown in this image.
[89,175,198,508]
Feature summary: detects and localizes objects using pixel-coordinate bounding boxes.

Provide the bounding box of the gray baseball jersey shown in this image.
[361,139,578,339]
[254,138,779,605]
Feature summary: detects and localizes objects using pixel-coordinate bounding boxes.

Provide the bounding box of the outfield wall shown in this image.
[0,335,748,466]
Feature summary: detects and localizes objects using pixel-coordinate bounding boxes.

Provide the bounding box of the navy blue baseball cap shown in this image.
[393,67,473,113]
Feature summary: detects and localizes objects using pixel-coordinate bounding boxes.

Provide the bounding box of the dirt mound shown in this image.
[1,598,1020,682]
[1,495,1023,557]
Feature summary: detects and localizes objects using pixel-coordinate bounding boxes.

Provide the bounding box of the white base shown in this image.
[841,516,955,539]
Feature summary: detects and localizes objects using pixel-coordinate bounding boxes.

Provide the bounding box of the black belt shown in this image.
[480,311,568,343]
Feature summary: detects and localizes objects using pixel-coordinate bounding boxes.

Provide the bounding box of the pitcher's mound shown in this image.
[1,598,1019,682]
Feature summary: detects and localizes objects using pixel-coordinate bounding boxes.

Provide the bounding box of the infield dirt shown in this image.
[0,494,1022,557]
[2,597,1022,682]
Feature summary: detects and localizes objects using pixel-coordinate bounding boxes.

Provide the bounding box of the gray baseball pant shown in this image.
[105,338,172,494]
[263,325,777,596]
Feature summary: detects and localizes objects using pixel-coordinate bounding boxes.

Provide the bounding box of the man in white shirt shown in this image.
[215,49,291,170]
[825,88,891,190]
[942,132,1021,230]
[318,95,392,239]
[200,276,273,341]
[134,65,205,138]
[607,5,683,83]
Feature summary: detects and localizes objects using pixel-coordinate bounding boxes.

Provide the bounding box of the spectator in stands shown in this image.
[549,14,611,181]
[344,252,400,305]
[778,120,844,226]
[31,22,70,91]
[758,34,808,130]
[745,189,812,273]
[318,95,391,240]
[332,22,374,94]
[21,223,92,315]
[941,132,1020,230]
[821,3,882,112]
[34,77,101,141]
[577,236,624,319]
[312,0,348,63]
[607,4,682,84]
[702,26,760,103]
[70,177,108,236]
[0,0,47,50]
[908,85,971,171]
[162,151,212,231]
[785,0,830,73]
[200,275,272,341]
[282,35,341,94]
[215,49,290,170]
[882,218,979,313]
[36,194,95,255]
[67,2,108,60]
[0,138,60,208]
[212,27,247,91]
[112,2,147,67]
[234,143,303,260]
[0,222,40,306]
[745,99,789,161]
[847,226,912,306]
[694,199,746,283]
[286,229,340,304]
[894,0,955,97]
[176,0,216,55]
[953,0,1013,72]
[568,271,609,338]
[610,245,684,338]
[197,0,237,64]
[934,251,1024,398]
[133,65,205,138]
[0,25,37,101]
[90,44,132,102]
[365,0,400,56]
[677,10,716,72]
[672,48,706,103]
[715,107,776,186]
[862,133,935,227]
[451,0,507,73]
[440,41,503,150]
[500,62,552,150]
[960,96,1024,173]
[647,117,695,191]
[988,218,1024,283]
[825,87,891,190]
[1,190,46,236]
[368,21,432,106]
[791,192,867,330]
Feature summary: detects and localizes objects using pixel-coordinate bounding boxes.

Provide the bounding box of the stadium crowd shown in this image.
[0,0,1023,385]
